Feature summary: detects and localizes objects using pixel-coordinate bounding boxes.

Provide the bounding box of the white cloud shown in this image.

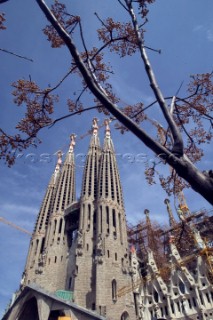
[193,24,213,42]
[1,203,37,215]
[193,25,204,32]
[207,29,213,42]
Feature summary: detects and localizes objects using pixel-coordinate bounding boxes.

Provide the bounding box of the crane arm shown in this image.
[0,217,32,236]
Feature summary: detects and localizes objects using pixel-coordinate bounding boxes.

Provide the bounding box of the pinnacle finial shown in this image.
[57,150,62,166]
[69,133,76,153]
[164,198,170,205]
[54,150,62,184]
[164,198,176,227]
[104,119,111,137]
[144,209,150,217]
[92,118,99,136]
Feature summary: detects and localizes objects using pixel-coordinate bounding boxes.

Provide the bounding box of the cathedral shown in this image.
[2,119,213,320]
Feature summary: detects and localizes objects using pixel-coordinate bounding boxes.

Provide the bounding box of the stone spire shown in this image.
[67,119,102,308]
[164,198,176,227]
[144,209,153,248]
[103,118,114,151]
[52,134,76,214]
[25,136,76,292]
[23,151,62,286]
[96,118,125,241]
[67,119,136,319]
[94,119,135,320]
[97,119,124,209]
[81,118,101,201]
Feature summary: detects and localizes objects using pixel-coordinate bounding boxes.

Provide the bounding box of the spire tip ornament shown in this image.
[57,150,62,166]
[69,133,76,153]
[92,118,99,136]
[104,119,111,137]
[54,150,62,184]
[144,209,150,217]
[164,198,170,205]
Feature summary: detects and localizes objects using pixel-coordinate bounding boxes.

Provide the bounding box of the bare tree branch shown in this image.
[36,0,171,158]
[125,0,184,156]
[49,105,100,128]
[0,48,33,62]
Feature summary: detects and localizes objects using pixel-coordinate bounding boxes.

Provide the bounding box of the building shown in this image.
[2,119,213,320]
[3,119,136,320]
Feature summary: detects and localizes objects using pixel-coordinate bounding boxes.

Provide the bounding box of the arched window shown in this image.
[121,311,130,320]
[87,204,91,230]
[58,218,63,234]
[53,219,57,234]
[112,279,117,302]
[35,239,39,255]
[68,276,72,289]
[106,206,109,224]
[112,209,116,227]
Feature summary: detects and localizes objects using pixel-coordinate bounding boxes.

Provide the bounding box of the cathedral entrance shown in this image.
[18,297,39,320]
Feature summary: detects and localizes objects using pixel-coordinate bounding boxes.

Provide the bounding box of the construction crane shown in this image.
[118,208,213,298]
[0,216,32,236]
[117,245,213,298]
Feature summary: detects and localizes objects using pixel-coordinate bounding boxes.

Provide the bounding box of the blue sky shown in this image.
[0,0,213,316]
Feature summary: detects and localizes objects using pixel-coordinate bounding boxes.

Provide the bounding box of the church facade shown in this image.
[2,119,213,320]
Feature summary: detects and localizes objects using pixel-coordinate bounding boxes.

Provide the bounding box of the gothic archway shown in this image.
[18,297,39,320]
[121,311,130,320]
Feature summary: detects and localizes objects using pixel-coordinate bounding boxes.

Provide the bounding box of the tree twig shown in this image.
[49,105,100,128]
[0,48,33,62]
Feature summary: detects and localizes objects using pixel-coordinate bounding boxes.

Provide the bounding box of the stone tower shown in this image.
[66,119,136,320]
[66,118,102,308]
[22,135,76,292]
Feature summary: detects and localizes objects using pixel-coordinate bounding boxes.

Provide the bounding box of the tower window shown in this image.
[40,237,45,254]
[119,213,123,245]
[59,218,63,234]
[87,204,91,231]
[68,277,72,289]
[100,206,103,233]
[107,250,110,258]
[112,209,116,228]
[115,253,117,261]
[53,219,57,235]
[106,206,109,224]
[112,279,117,303]
[35,239,39,255]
